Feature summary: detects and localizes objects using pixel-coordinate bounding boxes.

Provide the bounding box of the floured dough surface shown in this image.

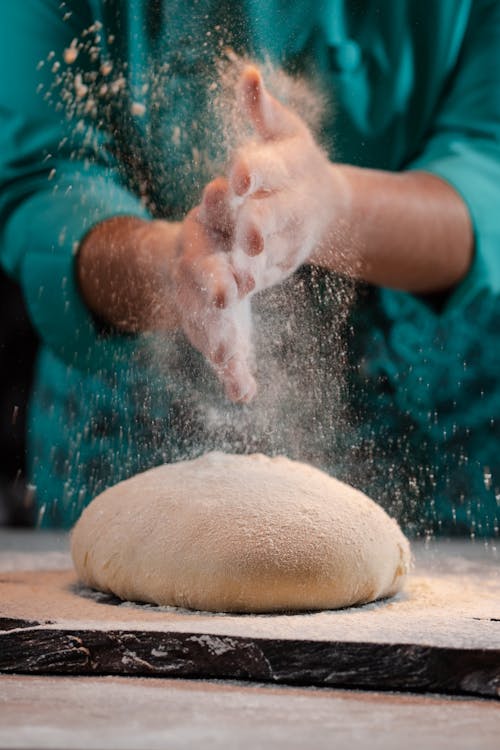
[71,452,410,613]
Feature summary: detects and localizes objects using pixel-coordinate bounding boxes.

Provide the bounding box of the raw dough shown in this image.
[71,452,411,613]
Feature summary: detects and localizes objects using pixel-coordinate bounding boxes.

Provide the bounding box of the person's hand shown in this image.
[170,200,257,403]
[78,211,257,403]
[228,66,343,293]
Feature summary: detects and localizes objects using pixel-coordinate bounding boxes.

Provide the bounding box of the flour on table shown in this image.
[71,452,410,613]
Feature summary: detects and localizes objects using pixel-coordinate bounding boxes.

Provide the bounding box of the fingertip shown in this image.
[234,270,256,297]
[201,177,232,231]
[212,342,227,365]
[240,66,267,134]
[213,289,227,309]
[225,372,257,404]
[244,226,264,257]
[241,376,257,403]
[241,66,299,140]
[212,277,238,309]
[225,356,258,403]
[203,177,229,206]
[232,163,252,197]
[242,65,262,102]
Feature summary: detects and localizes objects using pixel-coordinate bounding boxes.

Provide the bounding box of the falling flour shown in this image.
[41,14,380,535]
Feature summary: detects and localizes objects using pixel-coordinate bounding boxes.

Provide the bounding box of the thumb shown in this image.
[240,65,301,140]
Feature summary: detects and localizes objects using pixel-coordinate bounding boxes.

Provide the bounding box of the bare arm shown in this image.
[313,165,474,293]
[78,166,472,337]
[77,216,181,333]
[76,66,475,406]
[79,68,474,337]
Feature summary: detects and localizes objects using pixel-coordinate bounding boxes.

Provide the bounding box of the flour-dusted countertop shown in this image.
[0,529,71,571]
[0,530,499,750]
[1,674,499,750]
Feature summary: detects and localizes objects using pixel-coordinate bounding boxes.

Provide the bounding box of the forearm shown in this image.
[77,216,182,333]
[314,166,474,293]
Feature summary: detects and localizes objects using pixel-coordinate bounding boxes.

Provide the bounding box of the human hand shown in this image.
[78,211,256,403]
[170,201,257,403]
[229,66,341,292]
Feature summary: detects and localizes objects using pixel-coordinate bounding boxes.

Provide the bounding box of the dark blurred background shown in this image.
[0,268,38,526]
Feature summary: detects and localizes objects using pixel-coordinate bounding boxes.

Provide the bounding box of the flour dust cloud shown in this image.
[33,9,426,535]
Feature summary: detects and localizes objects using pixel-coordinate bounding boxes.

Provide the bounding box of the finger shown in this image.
[184,307,235,368]
[205,299,252,361]
[203,308,257,403]
[220,356,257,404]
[231,160,253,198]
[201,255,239,309]
[205,331,257,403]
[257,230,309,289]
[232,268,256,297]
[184,318,257,405]
[230,136,316,198]
[200,177,233,237]
[235,193,292,256]
[179,213,239,308]
[236,223,264,258]
[179,251,239,310]
[230,145,289,198]
[240,65,303,141]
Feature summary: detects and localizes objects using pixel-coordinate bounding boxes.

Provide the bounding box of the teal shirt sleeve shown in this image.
[406,0,500,309]
[0,1,150,374]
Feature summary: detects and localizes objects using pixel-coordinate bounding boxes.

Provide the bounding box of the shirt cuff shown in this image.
[407,137,500,313]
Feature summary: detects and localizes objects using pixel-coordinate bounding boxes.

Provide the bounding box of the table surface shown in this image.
[1,530,499,750]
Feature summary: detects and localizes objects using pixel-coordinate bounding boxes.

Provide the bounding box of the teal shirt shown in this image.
[0,1,499,534]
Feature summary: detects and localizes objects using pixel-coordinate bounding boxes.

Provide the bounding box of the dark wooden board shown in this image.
[1,623,499,698]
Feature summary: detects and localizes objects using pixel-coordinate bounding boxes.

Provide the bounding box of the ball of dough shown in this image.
[71,452,411,613]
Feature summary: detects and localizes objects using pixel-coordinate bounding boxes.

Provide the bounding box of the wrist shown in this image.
[78,216,182,334]
[129,219,183,332]
[309,164,354,273]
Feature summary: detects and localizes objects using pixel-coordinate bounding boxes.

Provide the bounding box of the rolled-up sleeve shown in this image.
[406,0,500,309]
[0,1,150,373]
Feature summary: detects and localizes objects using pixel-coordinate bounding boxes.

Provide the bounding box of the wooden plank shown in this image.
[0,624,499,698]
